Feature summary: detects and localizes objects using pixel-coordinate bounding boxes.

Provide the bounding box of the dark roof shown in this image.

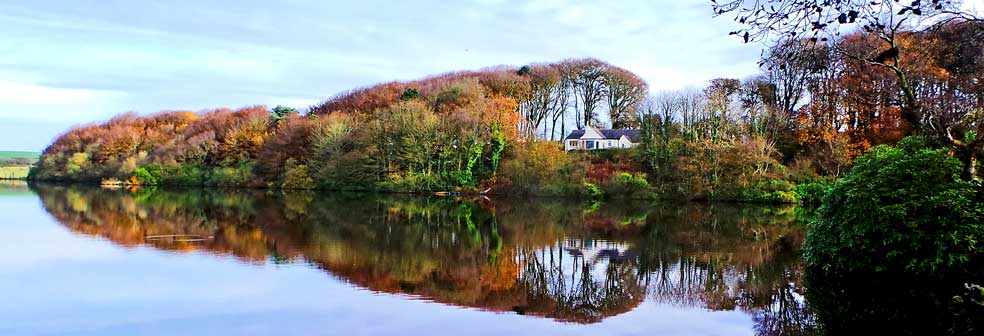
[600,129,641,142]
[565,128,640,142]
[565,130,585,140]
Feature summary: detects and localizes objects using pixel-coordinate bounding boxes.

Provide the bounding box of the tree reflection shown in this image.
[33,184,818,333]
[516,240,643,323]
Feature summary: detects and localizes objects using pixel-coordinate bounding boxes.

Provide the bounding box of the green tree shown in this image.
[271,105,299,123]
[805,137,983,276]
[400,88,419,101]
[803,137,984,334]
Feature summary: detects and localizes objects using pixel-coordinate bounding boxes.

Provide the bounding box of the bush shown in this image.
[280,159,314,189]
[144,164,206,186]
[499,141,576,195]
[206,164,259,187]
[736,179,798,204]
[672,136,789,201]
[130,167,159,185]
[377,172,444,193]
[583,182,603,199]
[803,137,984,333]
[805,137,984,276]
[400,88,420,100]
[793,177,835,205]
[599,172,652,199]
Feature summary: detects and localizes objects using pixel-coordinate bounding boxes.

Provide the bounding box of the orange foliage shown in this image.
[215,106,270,165]
[484,95,520,141]
[308,66,535,120]
[310,81,407,116]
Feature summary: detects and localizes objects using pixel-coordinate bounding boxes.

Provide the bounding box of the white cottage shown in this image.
[564,126,641,151]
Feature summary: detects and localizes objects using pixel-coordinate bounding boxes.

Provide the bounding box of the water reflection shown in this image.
[33,184,819,334]
[0,180,29,194]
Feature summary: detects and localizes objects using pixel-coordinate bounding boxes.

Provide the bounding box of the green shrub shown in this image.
[599,172,652,199]
[280,159,314,189]
[793,177,835,205]
[130,167,159,185]
[206,164,258,187]
[144,164,206,186]
[804,137,984,276]
[583,182,603,199]
[736,179,798,204]
[400,88,419,100]
[378,172,445,193]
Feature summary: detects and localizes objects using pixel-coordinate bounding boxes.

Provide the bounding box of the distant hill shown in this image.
[0,151,40,159]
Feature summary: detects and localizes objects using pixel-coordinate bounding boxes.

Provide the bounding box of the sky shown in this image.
[1,0,978,151]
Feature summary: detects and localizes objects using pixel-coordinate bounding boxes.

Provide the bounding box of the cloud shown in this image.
[0,80,124,127]
[0,81,118,106]
[0,0,766,148]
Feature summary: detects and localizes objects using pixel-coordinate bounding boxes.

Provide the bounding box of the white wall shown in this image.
[563,134,639,151]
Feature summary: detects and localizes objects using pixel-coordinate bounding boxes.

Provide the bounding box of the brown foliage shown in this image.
[258,115,317,176]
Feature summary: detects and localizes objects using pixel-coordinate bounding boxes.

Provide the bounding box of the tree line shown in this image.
[632,18,982,201]
[32,17,982,200]
[31,60,645,194]
[710,1,984,333]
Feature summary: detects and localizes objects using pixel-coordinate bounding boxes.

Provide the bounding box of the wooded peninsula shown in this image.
[32,23,982,206]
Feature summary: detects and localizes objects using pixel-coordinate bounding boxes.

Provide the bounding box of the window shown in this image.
[585,140,595,149]
[568,140,577,147]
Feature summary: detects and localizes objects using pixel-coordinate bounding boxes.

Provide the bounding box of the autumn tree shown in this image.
[544,66,572,140]
[603,67,648,129]
[714,0,984,178]
[703,78,742,141]
[760,38,822,118]
[559,59,608,128]
[738,77,789,145]
[258,115,316,177]
[518,65,562,138]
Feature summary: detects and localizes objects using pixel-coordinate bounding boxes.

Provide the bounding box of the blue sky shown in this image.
[0,0,792,151]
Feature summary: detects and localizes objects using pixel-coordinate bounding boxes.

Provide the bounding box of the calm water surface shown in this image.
[0,182,819,335]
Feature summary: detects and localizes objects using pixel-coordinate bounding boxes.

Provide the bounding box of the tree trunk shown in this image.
[561,117,567,140]
[961,149,979,182]
[549,118,558,141]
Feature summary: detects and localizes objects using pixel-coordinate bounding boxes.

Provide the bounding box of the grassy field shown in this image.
[0,166,30,179]
[0,151,35,179]
[0,152,36,180]
[0,151,39,159]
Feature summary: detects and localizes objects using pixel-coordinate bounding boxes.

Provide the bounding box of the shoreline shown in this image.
[24,179,807,205]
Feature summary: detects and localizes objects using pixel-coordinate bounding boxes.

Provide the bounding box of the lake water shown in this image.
[0,181,819,335]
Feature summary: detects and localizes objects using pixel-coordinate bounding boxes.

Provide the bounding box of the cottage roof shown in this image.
[600,129,641,142]
[565,129,640,142]
[565,130,586,140]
